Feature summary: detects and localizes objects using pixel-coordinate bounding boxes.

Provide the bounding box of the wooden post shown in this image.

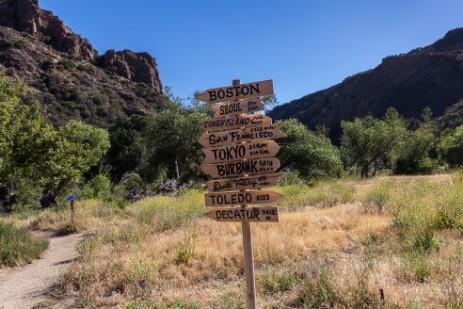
[233,79,257,309]
[380,288,385,306]
[175,160,180,179]
[70,199,75,226]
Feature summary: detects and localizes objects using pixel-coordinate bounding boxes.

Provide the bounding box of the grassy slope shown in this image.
[31,174,463,308]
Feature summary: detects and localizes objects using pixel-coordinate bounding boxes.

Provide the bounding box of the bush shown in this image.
[0,221,49,266]
[79,174,111,199]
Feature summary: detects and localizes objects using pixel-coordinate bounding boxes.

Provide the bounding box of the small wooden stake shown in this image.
[380,288,385,306]
[70,199,75,226]
[233,79,257,309]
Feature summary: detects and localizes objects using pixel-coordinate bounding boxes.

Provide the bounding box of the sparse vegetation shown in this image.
[0,221,48,266]
[21,174,459,307]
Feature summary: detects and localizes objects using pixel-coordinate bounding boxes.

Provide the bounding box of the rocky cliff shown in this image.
[268,28,463,142]
[0,0,164,127]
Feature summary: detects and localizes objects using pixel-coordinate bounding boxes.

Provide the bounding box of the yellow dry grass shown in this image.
[34,173,463,308]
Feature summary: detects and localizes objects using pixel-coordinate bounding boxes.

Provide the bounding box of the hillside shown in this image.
[268,28,463,142]
[0,0,164,127]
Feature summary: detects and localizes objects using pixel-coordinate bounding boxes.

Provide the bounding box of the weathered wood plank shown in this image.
[207,173,282,192]
[199,124,286,147]
[203,114,272,132]
[212,99,265,118]
[196,80,274,104]
[205,190,284,206]
[205,207,279,222]
[201,158,281,178]
[202,140,280,164]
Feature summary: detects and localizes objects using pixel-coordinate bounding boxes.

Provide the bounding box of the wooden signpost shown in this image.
[212,98,265,118]
[203,114,272,131]
[197,79,284,309]
[198,124,287,147]
[205,190,284,207]
[202,140,280,164]
[200,158,281,178]
[207,173,282,192]
[196,79,274,104]
[205,206,279,222]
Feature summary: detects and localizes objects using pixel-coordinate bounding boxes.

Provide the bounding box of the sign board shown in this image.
[199,124,286,147]
[201,158,281,178]
[212,99,265,119]
[196,80,274,104]
[205,207,279,222]
[203,114,272,132]
[202,140,280,164]
[66,194,77,202]
[205,190,284,207]
[207,173,282,192]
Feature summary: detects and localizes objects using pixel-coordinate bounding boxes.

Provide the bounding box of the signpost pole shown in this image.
[233,79,257,309]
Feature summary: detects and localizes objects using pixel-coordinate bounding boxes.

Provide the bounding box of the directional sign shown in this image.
[213,99,265,119]
[203,114,272,132]
[202,140,280,164]
[196,80,274,104]
[205,190,284,207]
[206,207,279,222]
[199,124,287,147]
[207,173,282,192]
[201,158,281,178]
[66,194,77,202]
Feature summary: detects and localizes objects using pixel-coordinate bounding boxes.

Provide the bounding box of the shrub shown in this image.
[0,221,49,266]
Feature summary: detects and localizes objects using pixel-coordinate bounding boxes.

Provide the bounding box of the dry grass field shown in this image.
[26,174,463,308]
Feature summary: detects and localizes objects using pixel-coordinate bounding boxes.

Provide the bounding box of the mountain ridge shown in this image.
[0,0,164,127]
[268,28,463,142]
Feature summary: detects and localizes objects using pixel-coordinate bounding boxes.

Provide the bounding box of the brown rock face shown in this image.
[0,0,96,59]
[101,49,163,93]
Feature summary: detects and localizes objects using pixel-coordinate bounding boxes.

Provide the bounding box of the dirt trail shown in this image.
[0,232,83,309]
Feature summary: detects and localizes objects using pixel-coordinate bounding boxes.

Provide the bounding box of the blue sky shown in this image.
[40,0,463,107]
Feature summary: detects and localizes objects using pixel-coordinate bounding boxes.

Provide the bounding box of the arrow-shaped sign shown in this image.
[212,99,265,119]
[201,158,281,178]
[196,80,274,104]
[205,190,284,207]
[205,206,279,222]
[207,173,282,192]
[199,124,287,147]
[203,114,272,132]
[202,140,280,164]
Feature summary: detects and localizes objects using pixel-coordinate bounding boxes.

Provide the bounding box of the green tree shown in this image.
[106,115,149,181]
[394,109,436,174]
[340,108,405,177]
[277,119,342,181]
[0,75,110,208]
[437,125,463,167]
[143,107,209,182]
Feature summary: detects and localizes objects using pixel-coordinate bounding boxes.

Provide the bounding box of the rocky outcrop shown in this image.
[0,0,96,59]
[100,50,163,93]
[0,0,165,128]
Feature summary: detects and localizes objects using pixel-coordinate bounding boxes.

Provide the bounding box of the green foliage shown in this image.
[437,125,463,167]
[79,175,111,199]
[0,39,27,49]
[176,233,197,264]
[394,110,437,174]
[143,108,208,182]
[341,107,405,177]
[0,75,110,209]
[107,115,149,181]
[0,221,49,266]
[261,264,297,293]
[278,119,342,182]
[279,171,305,185]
